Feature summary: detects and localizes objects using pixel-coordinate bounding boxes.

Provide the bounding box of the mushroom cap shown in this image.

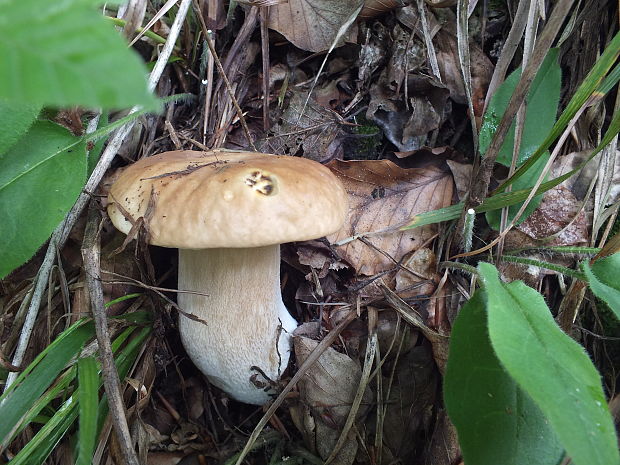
[107,150,348,248]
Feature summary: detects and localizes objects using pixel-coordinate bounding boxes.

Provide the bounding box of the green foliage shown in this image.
[77,357,100,465]
[0,101,41,154]
[0,320,94,448]
[445,263,620,465]
[0,0,156,109]
[0,121,87,278]
[0,316,151,463]
[481,49,561,228]
[444,292,563,465]
[583,252,620,319]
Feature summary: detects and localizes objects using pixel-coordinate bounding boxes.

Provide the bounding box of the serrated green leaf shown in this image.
[76,357,99,465]
[445,290,563,465]
[479,263,619,465]
[481,49,561,229]
[0,120,86,278]
[0,0,156,109]
[583,253,620,319]
[0,100,41,154]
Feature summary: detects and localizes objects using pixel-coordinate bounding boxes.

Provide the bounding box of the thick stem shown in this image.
[178,245,297,405]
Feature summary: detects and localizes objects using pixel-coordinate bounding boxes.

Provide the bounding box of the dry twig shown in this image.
[82,208,139,465]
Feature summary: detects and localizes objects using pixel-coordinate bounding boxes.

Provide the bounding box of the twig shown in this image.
[193,0,258,151]
[82,208,139,465]
[234,310,358,465]
[3,0,193,392]
[259,6,271,130]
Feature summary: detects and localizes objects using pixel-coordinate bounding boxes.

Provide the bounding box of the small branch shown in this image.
[82,208,139,465]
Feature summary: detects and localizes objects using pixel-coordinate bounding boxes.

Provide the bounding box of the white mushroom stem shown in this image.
[177,245,298,405]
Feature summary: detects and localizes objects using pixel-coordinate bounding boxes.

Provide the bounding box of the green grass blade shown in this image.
[76,357,100,465]
[494,30,620,193]
[8,395,79,465]
[404,105,620,230]
[0,320,94,449]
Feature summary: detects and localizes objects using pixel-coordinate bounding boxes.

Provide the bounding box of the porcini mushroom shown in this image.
[107,150,348,404]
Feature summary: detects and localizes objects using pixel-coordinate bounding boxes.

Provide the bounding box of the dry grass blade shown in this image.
[233,310,358,465]
[484,0,530,109]
[467,0,576,209]
[128,0,178,47]
[456,0,478,152]
[324,312,377,465]
[81,208,138,465]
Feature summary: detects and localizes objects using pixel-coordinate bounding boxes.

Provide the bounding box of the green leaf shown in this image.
[0,100,41,154]
[9,395,79,465]
[445,291,563,465]
[0,320,94,448]
[480,49,561,166]
[485,152,550,229]
[0,120,86,278]
[583,253,620,319]
[0,0,156,109]
[76,357,99,465]
[481,49,561,229]
[479,263,620,465]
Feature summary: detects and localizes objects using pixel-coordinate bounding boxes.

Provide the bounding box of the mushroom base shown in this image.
[178,246,298,405]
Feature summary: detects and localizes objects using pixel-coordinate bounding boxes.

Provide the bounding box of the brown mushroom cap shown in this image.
[108,150,348,249]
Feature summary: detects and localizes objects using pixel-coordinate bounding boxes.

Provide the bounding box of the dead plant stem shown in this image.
[82,208,139,465]
[193,0,258,151]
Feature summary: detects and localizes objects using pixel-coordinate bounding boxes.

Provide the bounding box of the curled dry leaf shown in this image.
[367,72,450,151]
[327,159,454,276]
[359,0,406,19]
[292,323,370,464]
[268,0,361,52]
[434,29,493,115]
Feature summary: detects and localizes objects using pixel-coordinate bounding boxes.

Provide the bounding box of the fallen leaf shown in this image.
[434,29,493,115]
[327,159,453,275]
[367,72,450,151]
[516,185,589,246]
[445,159,472,201]
[293,324,370,464]
[268,0,360,52]
[258,90,344,162]
[359,0,405,19]
[395,247,439,299]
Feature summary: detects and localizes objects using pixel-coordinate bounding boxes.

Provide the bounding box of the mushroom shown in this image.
[107,150,348,404]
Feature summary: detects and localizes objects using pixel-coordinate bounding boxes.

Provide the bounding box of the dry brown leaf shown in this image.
[327,160,453,275]
[367,72,450,151]
[258,90,344,161]
[359,0,405,19]
[292,323,369,464]
[434,29,493,116]
[516,185,589,246]
[268,0,360,52]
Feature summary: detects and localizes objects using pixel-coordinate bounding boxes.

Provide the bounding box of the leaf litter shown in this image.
[1,1,619,464]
